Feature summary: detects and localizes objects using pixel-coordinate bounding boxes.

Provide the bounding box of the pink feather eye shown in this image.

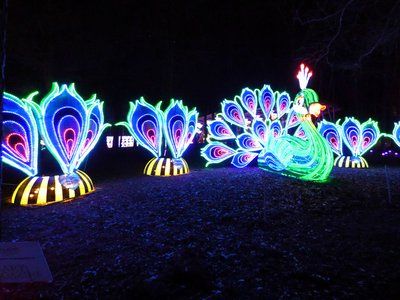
[362,137,371,148]
[6,133,29,162]
[63,128,77,159]
[213,147,228,157]
[222,100,247,128]
[351,135,358,146]
[146,129,156,146]
[80,130,94,154]
[174,129,182,143]
[233,111,241,121]
[330,137,338,148]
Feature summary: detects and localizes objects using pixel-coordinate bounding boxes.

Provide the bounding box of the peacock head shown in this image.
[294,64,326,120]
[293,89,326,120]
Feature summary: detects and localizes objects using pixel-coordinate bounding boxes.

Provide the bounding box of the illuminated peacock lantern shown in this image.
[318,117,382,168]
[116,98,199,176]
[2,84,110,205]
[201,64,334,182]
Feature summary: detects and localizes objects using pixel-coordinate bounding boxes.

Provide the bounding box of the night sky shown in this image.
[4,0,400,129]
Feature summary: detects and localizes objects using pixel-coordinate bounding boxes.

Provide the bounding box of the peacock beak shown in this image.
[308,103,326,117]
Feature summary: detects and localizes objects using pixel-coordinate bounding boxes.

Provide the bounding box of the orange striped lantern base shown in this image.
[144,157,189,176]
[11,170,94,205]
[334,156,369,168]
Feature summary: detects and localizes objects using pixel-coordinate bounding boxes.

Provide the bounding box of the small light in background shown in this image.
[106,136,114,148]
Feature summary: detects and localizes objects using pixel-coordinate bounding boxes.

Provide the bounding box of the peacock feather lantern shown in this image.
[116,98,199,176]
[2,84,110,205]
[318,117,382,168]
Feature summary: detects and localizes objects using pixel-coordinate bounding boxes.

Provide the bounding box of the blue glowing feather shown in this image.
[231,151,258,168]
[318,120,343,156]
[258,85,275,119]
[163,100,188,158]
[240,88,258,118]
[2,92,39,176]
[116,98,163,158]
[201,142,236,166]
[236,133,263,151]
[276,91,290,119]
[77,100,111,168]
[182,108,199,154]
[252,119,268,144]
[208,119,235,140]
[221,99,247,128]
[28,83,93,174]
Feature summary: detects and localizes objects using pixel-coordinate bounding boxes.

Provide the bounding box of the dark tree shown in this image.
[291,0,400,129]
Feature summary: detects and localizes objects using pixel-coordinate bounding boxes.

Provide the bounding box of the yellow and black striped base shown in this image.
[11,170,94,205]
[144,157,189,176]
[334,156,369,168]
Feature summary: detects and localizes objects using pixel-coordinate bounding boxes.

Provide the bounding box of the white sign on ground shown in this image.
[0,242,53,283]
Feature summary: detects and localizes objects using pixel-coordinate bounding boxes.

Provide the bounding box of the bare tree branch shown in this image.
[357,0,400,65]
[293,0,400,70]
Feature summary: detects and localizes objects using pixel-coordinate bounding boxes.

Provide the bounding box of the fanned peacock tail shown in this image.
[201,84,304,168]
[202,64,334,182]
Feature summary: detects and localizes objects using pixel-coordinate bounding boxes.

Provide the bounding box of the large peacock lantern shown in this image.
[2,84,110,205]
[116,98,199,176]
[318,118,381,168]
[201,64,334,182]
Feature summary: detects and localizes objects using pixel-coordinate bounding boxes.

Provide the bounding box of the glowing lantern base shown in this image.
[144,157,189,176]
[10,170,94,206]
[334,156,369,168]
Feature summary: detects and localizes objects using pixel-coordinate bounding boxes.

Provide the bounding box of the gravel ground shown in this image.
[1,166,400,299]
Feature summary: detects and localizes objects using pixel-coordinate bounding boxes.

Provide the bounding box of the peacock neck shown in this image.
[300,114,319,141]
[297,113,334,181]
